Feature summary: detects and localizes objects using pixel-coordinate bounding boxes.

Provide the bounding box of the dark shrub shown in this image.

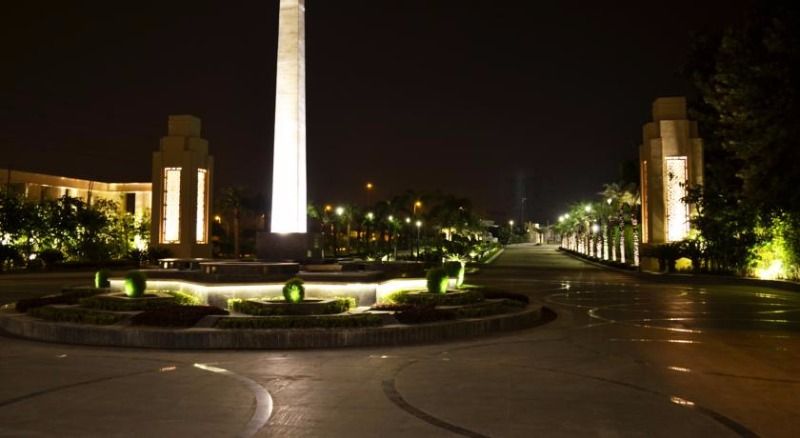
[426,268,449,294]
[282,277,305,303]
[124,271,147,297]
[443,261,466,288]
[94,269,111,288]
[147,246,172,264]
[131,306,228,327]
[38,249,65,267]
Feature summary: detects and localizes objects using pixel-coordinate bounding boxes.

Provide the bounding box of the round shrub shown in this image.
[124,271,147,298]
[94,269,111,288]
[426,267,449,294]
[282,277,305,303]
[443,261,465,288]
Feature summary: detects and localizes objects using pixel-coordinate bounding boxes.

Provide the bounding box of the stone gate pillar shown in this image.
[639,97,703,271]
[151,115,214,258]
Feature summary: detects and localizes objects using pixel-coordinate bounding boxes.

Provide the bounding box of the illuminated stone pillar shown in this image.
[151,115,214,258]
[639,97,703,271]
[271,0,307,234]
[259,0,310,260]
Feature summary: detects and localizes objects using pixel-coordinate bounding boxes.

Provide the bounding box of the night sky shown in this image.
[1,0,749,223]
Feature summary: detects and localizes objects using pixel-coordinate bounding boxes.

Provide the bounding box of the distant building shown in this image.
[0,168,151,220]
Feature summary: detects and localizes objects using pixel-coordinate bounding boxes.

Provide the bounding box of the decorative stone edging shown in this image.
[0,306,548,350]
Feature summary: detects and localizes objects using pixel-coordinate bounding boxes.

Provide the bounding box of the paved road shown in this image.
[1,245,798,437]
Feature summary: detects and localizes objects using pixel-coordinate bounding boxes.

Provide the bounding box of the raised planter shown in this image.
[80,293,177,311]
[230,298,351,316]
[199,261,300,282]
[0,305,549,349]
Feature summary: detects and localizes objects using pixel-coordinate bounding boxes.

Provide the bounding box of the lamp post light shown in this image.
[413,200,422,216]
[365,182,374,207]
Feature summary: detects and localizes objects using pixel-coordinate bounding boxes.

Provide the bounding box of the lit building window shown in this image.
[665,157,689,242]
[162,167,181,243]
[196,169,208,243]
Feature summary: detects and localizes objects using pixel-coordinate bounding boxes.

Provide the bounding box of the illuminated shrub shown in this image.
[443,261,465,288]
[282,277,305,303]
[426,268,449,294]
[94,269,111,288]
[124,271,147,298]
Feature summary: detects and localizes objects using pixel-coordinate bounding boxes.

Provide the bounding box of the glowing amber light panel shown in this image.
[161,167,181,244]
[196,169,208,243]
[665,157,689,242]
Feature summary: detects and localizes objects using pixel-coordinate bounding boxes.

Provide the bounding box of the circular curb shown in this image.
[0,306,547,350]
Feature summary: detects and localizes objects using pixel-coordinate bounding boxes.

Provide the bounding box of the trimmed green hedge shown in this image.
[215,314,383,329]
[394,290,484,306]
[79,294,177,311]
[228,297,356,316]
[130,306,228,327]
[28,306,125,325]
[165,290,202,306]
[394,301,515,324]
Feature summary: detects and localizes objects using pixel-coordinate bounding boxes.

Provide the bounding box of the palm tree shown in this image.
[218,186,247,258]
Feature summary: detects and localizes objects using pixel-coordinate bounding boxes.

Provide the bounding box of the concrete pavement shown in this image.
[1,244,798,437]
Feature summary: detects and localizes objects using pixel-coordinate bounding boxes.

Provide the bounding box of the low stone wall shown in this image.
[0,306,547,350]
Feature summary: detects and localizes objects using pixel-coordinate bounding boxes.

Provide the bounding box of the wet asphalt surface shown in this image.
[0,244,798,437]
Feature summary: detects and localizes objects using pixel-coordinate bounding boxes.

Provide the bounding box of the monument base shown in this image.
[257,232,310,261]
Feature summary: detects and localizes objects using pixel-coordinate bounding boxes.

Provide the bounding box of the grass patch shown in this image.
[215,314,383,329]
[163,290,202,306]
[28,306,125,325]
[130,306,228,328]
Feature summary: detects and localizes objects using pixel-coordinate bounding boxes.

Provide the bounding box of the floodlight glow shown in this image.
[161,167,181,243]
[196,169,208,243]
[591,224,600,233]
[509,220,514,226]
[270,0,307,234]
[335,206,344,216]
[405,217,411,224]
[388,215,394,222]
[665,157,689,242]
[606,198,612,205]
[366,212,374,220]
[756,260,784,280]
[584,205,592,213]
[415,220,422,228]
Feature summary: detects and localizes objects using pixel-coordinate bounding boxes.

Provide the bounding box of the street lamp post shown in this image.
[415,220,422,259]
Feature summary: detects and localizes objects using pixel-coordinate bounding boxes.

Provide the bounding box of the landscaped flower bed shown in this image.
[228,297,356,316]
[27,306,126,325]
[80,293,178,311]
[131,306,228,327]
[215,313,383,329]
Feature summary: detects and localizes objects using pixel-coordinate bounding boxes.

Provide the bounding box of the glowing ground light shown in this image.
[670,396,695,407]
[756,260,785,280]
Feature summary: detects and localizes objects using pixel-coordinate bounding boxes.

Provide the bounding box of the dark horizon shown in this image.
[1,0,750,223]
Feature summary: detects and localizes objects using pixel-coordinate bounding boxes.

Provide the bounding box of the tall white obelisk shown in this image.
[271,0,307,234]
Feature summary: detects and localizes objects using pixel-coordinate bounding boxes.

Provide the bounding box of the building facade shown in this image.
[0,168,151,220]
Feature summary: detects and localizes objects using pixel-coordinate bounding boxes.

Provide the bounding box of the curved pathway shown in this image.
[1,244,798,436]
